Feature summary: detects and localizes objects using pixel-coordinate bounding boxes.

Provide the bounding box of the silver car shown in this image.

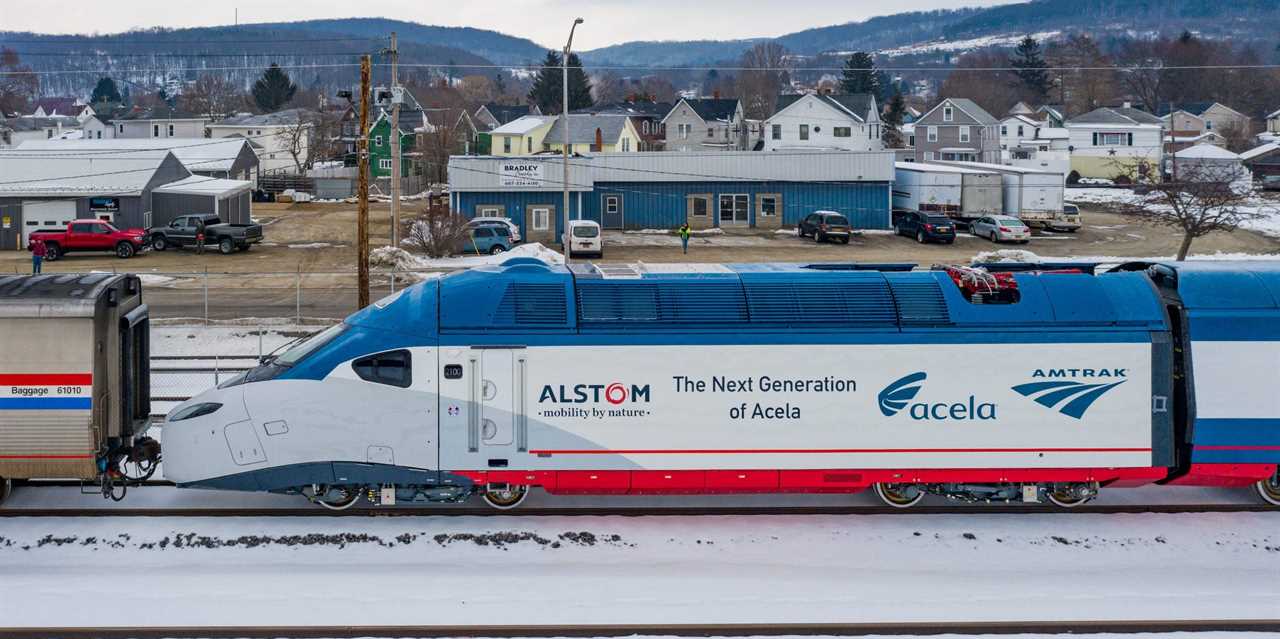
[971,215,1031,244]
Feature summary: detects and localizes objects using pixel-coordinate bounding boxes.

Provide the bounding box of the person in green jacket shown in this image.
[678,223,691,255]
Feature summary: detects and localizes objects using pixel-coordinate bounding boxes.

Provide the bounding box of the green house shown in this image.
[368,110,421,179]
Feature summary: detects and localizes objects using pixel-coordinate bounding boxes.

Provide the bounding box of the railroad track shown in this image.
[2,619,1279,639]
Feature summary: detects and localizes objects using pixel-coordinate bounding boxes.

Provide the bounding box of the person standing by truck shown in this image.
[29,237,45,274]
[678,223,691,255]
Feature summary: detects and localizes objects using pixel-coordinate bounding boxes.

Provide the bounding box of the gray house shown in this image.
[661,98,748,152]
[913,98,1000,163]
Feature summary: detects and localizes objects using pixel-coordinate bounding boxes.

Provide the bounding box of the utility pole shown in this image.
[389,32,401,247]
[357,55,371,309]
[562,18,583,265]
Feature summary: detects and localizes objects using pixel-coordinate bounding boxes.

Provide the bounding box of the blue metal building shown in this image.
[447,151,895,243]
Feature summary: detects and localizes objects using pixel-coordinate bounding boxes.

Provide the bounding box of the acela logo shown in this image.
[1011,369,1127,419]
[539,382,651,405]
[878,372,997,421]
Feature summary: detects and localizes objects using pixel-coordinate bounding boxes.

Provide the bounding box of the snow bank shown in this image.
[1066,187,1280,238]
[973,248,1280,264]
[371,243,564,270]
[625,228,725,236]
[91,270,175,286]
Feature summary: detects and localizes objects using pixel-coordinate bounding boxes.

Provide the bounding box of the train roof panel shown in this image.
[0,273,138,318]
[1158,262,1280,310]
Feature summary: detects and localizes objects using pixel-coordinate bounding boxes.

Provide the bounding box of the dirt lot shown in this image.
[3,201,1278,278]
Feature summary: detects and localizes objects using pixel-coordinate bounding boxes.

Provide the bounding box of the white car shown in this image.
[565,220,603,258]
[970,215,1031,244]
[467,217,522,244]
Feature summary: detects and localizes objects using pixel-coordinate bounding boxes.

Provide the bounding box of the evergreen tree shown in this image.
[493,72,507,97]
[1009,35,1051,101]
[90,77,121,104]
[840,52,882,96]
[882,90,906,148]
[252,64,297,113]
[527,51,594,113]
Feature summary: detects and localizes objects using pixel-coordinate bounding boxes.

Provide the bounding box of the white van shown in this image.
[565,220,603,258]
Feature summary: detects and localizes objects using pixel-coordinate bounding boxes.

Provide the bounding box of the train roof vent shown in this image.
[492,283,568,326]
[886,275,952,326]
[743,280,897,326]
[577,280,749,328]
[595,264,643,279]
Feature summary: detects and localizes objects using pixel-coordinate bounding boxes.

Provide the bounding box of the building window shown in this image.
[375,135,383,147]
[718,194,749,225]
[604,196,620,215]
[833,127,851,138]
[690,195,709,217]
[959,126,970,143]
[799,124,809,140]
[622,137,630,152]
[1094,132,1129,146]
[771,124,781,140]
[379,158,392,170]
[168,124,174,137]
[477,206,503,218]
[924,151,935,161]
[926,126,937,142]
[153,124,159,137]
[526,138,532,153]
[908,135,915,146]
[532,207,550,231]
[503,137,511,153]
[1205,120,1213,130]
[118,124,124,133]
[1001,125,1007,135]
[679,123,690,139]
[943,106,953,122]
[759,195,779,217]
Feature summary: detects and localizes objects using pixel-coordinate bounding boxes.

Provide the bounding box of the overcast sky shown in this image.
[6,0,1023,50]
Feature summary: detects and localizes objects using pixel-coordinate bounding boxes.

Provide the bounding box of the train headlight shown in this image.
[168,402,223,422]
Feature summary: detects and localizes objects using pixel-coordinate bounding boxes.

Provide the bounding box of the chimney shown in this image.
[713,89,721,99]
[595,127,603,150]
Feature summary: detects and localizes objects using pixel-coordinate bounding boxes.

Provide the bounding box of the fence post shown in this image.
[203,267,209,326]
[295,265,302,326]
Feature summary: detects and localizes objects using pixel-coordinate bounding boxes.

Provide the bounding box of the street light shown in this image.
[562,17,583,265]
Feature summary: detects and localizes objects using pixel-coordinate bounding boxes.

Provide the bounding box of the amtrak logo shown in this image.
[878,372,927,417]
[1011,368,1127,419]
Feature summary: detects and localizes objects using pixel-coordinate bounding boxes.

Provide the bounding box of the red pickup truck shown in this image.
[29,219,149,260]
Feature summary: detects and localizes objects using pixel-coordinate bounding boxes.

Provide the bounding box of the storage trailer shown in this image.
[893,162,1002,225]
[0,274,159,504]
[938,161,1066,227]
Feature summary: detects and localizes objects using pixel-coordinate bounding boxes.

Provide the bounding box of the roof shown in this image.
[895,161,997,175]
[490,115,557,135]
[153,175,253,197]
[575,101,673,118]
[0,148,185,196]
[1240,142,1280,161]
[1007,101,1034,116]
[115,105,207,121]
[2,116,79,132]
[211,109,310,127]
[939,160,1055,174]
[1067,106,1163,127]
[478,103,534,126]
[32,97,80,117]
[1173,144,1241,160]
[0,273,137,319]
[665,98,739,124]
[1001,114,1041,128]
[947,98,998,124]
[16,138,256,174]
[774,93,876,122]
[544,114,631,145]
[424,107,474,131]
[1268,108,1280,120]
[1155,101,1217,117]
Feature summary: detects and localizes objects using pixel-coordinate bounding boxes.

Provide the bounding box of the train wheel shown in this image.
[0,477,10,505]
[874,483,924,508]
[1046,482,1099,508]
[481,485,528,510]
[313,485,362,511]
[1256,470,1280,507]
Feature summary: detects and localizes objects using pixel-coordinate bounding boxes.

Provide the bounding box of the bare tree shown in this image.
[736,42,790,120]
[403,208,471,258]
[457,75,497,108]
[1048,34,1116,115]
[0,48,37,115]
[938,50,1021,117]
[1116,162,1265,260]
[1116,40,1165,112]
[180,74,243,120]
[275,110,316,172]
[418,113,466,185]
[592,71,625,105]
[1217,121,1257,154]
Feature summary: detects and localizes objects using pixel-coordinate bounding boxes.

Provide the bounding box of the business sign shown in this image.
[1,216,10,229]
[499,162,544,188]
[89,197,119,213]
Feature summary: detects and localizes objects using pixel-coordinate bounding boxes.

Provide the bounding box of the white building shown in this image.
[1065,105,1164,181]
[762,93,882,152]
[207,109,313,174]
[998,115,1071,178]
[80,115,116,141]
[113,106,209,139]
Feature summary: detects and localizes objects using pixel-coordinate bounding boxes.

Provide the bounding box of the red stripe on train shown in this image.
[0,374,93,386]
[529,447,1153,455]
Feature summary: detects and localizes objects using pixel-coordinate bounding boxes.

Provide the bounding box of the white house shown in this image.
[114,106,210,139]
[998,114,1070,178]
[1065,105,1164,181]
[80,115,116,140]
[207,109,314,174]
[998,114,1042,152]
[762,93,881,152]
[0,116,81,148]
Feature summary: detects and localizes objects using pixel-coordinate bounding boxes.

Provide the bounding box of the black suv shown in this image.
[797,211,852,244]
[894,211,957,244]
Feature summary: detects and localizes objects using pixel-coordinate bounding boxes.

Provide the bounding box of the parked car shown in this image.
[148,215,264,255]
[797,211,852,244]
[565,220,603,258]
[971,215,1031,244]
[893,211,956,244]
[29,219,148,260]
[462,225,512,255]
[1048,204,1082,233]
[1261,175,1280,192]
[467,217,522,243]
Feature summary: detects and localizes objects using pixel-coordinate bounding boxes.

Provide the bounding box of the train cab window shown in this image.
[353,350,412,388]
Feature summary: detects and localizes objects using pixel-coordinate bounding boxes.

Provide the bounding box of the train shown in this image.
[157,259,1280,510]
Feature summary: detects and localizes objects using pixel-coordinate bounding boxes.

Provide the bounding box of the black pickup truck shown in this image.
[148,215,264,254]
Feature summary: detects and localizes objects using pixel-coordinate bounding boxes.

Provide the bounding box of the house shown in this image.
[913,98,1000,163]
[1267,108,1280,135]
[80,115,116,140]
[29,97,90,120]
[0,148,252,250]
[113,106,210,139]
[662,98,750,152]
[1241,142,1280,179]
[0,116,81,148]
[208,108,314,174]
[18,138,260,181]
[998,114,1043,153]
[1005,126,1071,177]
[1167,144,1246,183]
[1036,105,1065,128]
[1065,105,1164,182]
[474,103,541,131]
[543,114,643,154]
[422,108,479,153]
[448,150,894,242]
[575,101,672,151]
[763,93,881,152]
[1156,102,1252,138]
[488,115,557,156]
[367,109,424,179]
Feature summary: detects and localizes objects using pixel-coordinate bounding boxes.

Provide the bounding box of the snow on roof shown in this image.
[16,138,253,173]
[1240,142,1280,161]
[1173,144,1241,160]
[490,115,556,135]
[896,161,997,174]
[153,175,253,197]
[941,160,1056,174]
[0,148,181,196]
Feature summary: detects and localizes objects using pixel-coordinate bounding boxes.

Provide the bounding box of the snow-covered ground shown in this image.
[877,31,1061,57]
[371,242,564,270]
[1066,187,1280,238]
[974,248,1280,265]
[0,512,1275,627]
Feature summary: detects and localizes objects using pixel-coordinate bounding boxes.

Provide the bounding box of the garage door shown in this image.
[22,200,77,245]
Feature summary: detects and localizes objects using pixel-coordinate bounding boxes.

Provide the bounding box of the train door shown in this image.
[472,349,528,464]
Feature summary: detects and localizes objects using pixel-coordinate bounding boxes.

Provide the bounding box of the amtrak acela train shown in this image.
[161,259,1280,510]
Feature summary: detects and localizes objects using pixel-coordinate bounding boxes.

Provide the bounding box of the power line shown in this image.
[0,36,386,45]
